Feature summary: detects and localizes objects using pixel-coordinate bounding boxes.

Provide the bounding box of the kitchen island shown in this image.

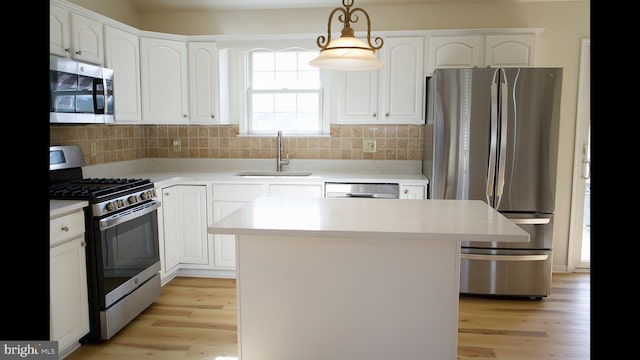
[209,197,529,360]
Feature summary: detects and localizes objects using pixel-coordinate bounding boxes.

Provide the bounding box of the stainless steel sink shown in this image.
[235,170,314,177]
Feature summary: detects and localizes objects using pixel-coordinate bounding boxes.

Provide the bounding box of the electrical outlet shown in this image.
[172,139,181,152]
[90,142,97,156]
[363,139,376,153]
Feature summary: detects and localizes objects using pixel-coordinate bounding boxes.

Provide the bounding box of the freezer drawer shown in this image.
[459,248,552,298]
[461,213,553,250]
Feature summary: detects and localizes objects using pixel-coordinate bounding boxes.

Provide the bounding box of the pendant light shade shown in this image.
[309,0,384,71]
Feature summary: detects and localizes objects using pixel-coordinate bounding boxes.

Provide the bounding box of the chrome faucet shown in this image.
[276,130,289,172]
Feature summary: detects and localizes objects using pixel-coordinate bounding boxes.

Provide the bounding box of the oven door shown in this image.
[93,200,161,310]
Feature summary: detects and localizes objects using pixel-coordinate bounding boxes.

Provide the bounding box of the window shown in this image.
[247,50,323,135]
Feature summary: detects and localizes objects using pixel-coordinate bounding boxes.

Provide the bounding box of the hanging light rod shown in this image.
[309,0,384,71]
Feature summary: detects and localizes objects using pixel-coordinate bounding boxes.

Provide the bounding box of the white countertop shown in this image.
[50,199,88,218]
[81,159,429,189]
[209,197,529,242]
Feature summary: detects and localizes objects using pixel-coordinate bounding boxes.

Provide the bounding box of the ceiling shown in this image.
[129,0,572,12]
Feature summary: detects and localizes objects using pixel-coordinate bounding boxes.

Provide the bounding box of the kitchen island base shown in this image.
[209,197,529,360]
[236,234,460,360]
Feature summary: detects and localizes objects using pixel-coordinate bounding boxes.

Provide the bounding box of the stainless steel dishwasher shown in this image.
[324,182,399,199]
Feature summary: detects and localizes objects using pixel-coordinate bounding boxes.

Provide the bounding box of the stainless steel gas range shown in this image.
[49,145,161,342]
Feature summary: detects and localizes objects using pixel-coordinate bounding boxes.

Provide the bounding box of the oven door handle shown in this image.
[98,200,161,231]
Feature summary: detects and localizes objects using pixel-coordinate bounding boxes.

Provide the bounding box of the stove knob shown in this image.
[106,202,115,211]
[128,195,138,204]
[141,192,148,200]
[117,199,125,208]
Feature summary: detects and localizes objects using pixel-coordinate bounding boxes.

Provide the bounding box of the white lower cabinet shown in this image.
[160,185,209,280]
[212,183,266,270]
[400,184,426,199]
[211,182,323,272]
[50,209,89,359]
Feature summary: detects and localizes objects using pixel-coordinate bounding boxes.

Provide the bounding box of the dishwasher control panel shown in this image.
[324,182,399,199]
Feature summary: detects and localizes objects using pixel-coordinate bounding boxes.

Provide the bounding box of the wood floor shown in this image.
[65,272,590,360]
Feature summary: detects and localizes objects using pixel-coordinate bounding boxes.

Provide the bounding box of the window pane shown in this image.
[253,72,275,89]
[252,94,274,112]
[248,50,322,134]
[252,52,274,71]
[275,52,297,71]
[298,71,319,88]
[297,93,319,112]
[275,71,297,89]
[253,112,275,130]
[274,93,297,112]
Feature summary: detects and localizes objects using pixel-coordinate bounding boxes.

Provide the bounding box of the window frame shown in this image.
[238,47,331,136]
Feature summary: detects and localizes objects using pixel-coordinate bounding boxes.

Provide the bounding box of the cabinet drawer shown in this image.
[213,183,265,201]
[50,211,85,247]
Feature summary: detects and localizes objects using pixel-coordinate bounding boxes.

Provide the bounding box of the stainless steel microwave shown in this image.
[50,55,115,124]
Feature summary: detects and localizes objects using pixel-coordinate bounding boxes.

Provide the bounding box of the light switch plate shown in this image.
[172,139,181,152]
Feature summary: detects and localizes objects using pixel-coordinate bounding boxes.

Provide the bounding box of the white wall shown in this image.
[64,0,590,272]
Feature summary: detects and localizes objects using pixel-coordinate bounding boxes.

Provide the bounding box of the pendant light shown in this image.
[309,0,384,71]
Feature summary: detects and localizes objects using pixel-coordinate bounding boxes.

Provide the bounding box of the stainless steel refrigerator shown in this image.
[422,67,562,298]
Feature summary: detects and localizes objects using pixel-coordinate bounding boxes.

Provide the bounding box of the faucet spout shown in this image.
[277,130,289,172]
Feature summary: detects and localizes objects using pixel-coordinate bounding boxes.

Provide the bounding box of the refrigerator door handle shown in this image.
[494,68,509,208]
[510,217,551,225]
[486,70,500,205]
[461,253,549,262]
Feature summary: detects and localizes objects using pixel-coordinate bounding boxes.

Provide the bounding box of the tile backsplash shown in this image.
[50,124,432,166]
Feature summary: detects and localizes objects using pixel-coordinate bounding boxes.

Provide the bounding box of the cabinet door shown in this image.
[70,13,104,65]
[212,201,246,269]
[428,35,483,74]
[105,26,142,122]
[379,36,425,124]
[485,34,536,67]
[50,5,71,57]
[177,185,209,265]
[188,42,220,124]
[140,37,189,123]
[161,186,180,274]
[335,69,379,123]
[212,183,266,269]
[162,185,209,269]
[50,237,90,353]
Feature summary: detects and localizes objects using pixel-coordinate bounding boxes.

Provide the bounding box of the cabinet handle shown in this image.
[183,114,188,118]
[403,189,408,194]
[385,112,390,118]
[372,112,377,118]
[64,48,70,53]
[164,192,170,196]
[75,50,81,55]
[211,114,215,119]
[61,225,69,232]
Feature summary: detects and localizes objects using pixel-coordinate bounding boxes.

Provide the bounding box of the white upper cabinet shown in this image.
[427,33,537,74]
[188,42,220,124]
[104,26,142,123]
[428,35,483,73]
[50,4,104,65]
[140,36,190,123]
[485,34,536,68]
[336,36,425,124]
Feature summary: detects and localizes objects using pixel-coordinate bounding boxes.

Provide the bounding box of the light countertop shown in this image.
[50,199,88,219]
[81,159,429,189]
[209,197,529,242]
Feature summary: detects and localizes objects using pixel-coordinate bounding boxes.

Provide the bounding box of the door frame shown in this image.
[567,38,590,272]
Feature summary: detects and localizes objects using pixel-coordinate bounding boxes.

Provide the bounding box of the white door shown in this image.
[568,39,590,272]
